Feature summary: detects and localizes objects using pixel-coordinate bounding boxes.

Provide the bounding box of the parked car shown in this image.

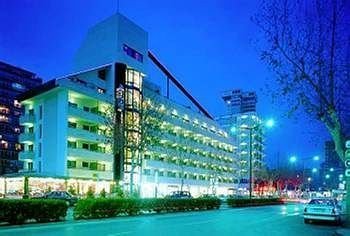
[42,191,78,206]
[167,191,192,199]
[303,198,346,224]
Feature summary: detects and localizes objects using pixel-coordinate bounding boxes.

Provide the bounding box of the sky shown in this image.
[0,0,328,169]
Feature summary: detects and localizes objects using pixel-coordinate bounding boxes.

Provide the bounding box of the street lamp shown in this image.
[325,174,330,179]
[289,156,297,163]
[312,168,317,173]
[231,118,275,200]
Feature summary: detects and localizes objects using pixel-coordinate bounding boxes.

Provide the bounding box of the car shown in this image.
[167,191,192,199]
[303,198,346,224]
[43,191,78,206]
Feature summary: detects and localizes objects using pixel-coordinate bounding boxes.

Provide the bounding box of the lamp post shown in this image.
[232,118,274,200]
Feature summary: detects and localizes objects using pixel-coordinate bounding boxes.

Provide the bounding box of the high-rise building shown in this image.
[0,62,42,175]
[0,13,238,197]
[221,89,257,114]
[216,89,264,190]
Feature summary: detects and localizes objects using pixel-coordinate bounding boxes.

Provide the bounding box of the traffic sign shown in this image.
[346,140,350,149]
[346,169,350,177]
[346,149,350,158]
[346,160,350,168]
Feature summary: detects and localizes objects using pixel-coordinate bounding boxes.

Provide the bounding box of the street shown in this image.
[0,203,344,236]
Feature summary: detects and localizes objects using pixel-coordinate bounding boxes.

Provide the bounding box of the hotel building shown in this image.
[0,13,238,197]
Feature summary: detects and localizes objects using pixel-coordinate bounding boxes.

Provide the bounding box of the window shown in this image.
[68,122,77,128]
[28,109,34,115]
[67,141,77,148]
[39,105,42,119]
[97,87,105,94]
[82,143,89,150]
[82,162,89,168]
[28,162,33,171]
[28,144,34,151]
[97,163,106,171]
[14,100,21,108]
[89,162,97,170]
[28,126,34,133]
[68,102,78,108]
[83,106,90,112]
[39,124,42,138]
[83,125,90,131]
[38,161,41,173]
[14,127,20,133]
[0,115,8,122]
[67,160,76,168]
[123,44,143,62]
[98,69,106,80]
[38,143,42,157]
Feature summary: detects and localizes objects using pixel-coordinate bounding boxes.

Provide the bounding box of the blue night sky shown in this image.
[0,0,328,169]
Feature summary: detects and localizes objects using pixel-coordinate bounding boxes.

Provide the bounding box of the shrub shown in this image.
[0,199,68,225]
[74,197,221,220]
[226,198,284,207]
[100,188,107,198]
[86,187,95,199]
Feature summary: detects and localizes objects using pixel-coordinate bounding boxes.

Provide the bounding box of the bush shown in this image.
[0,199,68,225]
[74,197,221,220]
[226,198,284,207]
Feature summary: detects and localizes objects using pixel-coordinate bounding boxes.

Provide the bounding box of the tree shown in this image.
[254,0,350,222]
[104,92,164,195]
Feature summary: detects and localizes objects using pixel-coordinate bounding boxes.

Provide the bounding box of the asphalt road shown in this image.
[0,203,344,236]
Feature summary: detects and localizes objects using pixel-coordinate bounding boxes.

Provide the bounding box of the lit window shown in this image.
[14,100,21,108]
[0,115,9,122]
[0,140,8,149]
[97,87,105,94]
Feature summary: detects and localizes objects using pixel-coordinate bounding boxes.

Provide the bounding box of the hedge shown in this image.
[0,199,68,225]
[226,198,284,207]
[74,197,221,219]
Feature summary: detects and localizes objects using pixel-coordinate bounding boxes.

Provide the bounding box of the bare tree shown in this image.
[104,92,164,195]
[254,0,350,221]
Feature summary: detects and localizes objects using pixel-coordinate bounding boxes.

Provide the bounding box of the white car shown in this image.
[303,198,346,224]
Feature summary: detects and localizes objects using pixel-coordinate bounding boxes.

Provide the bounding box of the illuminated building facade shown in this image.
[0,61,42,175]
[216,90,264,189]
[0,13,238,197]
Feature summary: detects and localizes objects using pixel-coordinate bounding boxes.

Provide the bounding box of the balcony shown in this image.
[67,127,107,143]
[67,168,113,180]
[68,105,106,124]
[19,151,34,160]
[67,148,112,162]
[20,114,35,125]
[58,78,113,103]
[19,133,35,143]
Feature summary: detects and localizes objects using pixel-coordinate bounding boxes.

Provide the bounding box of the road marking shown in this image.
[107,231,132,236]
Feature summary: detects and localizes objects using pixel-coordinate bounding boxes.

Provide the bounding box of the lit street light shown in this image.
[312,168,317,173]
[325,174,330,179]
[289,156,297,163]
[230,118,275,200]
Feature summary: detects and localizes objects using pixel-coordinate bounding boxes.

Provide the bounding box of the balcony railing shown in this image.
[67,147,112,162]
[68,105,106,124]
[67,127,107,143]
[67,168,113,180]
[20,114,35,125]
[19,133,35,143]
[19,151,34,160]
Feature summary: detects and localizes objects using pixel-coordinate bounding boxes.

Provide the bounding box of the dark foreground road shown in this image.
[0,203,344,236]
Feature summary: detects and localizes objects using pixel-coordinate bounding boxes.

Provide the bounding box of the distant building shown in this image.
[0,61,42,175]
[320,140,345,190]
[221,89,257,114]
[216,89,264,189]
